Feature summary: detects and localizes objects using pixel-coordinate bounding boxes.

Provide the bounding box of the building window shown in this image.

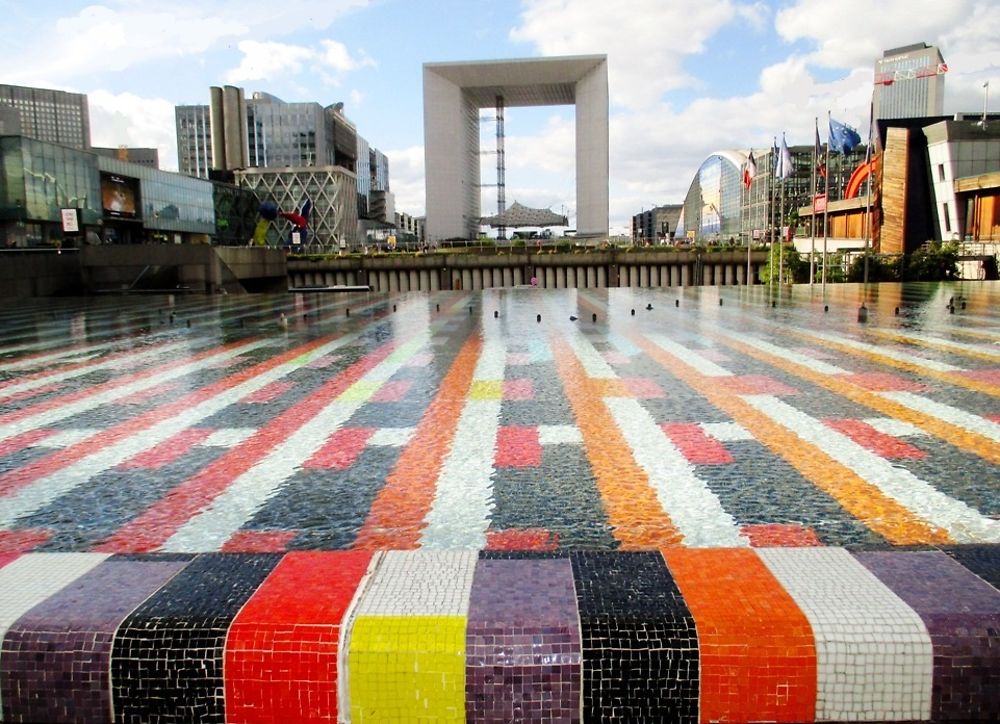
[942,202,951,233]
[938,164,946,182]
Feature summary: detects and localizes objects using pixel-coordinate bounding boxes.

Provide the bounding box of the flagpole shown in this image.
[779,134,786,287]
[769,138,775,289]
[822,112,831,290]
[863,91,875,288]
[746,157,752,286]
[810,118,817,287]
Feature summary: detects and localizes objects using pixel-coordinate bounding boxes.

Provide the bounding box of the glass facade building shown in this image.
[176,105,214,178]
[873,43,945,122]
[1,135,218,248]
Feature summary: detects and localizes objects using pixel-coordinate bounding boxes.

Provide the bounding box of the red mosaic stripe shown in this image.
[716,375,799,396]
[222,530,298,553]
[243,380,294,404]
[621,377,666,398]
[494,425,542,468]
[485,528,559,551]
[116,381,183,406]
[224,551,372,724]
[0,382,65,405]
[0,429,53,457]
[502,378,534,400]
[660,422,734,464]
[824,419,927,460]
[0,529,52,553]
[847,372,929,392]
[97,339,400,553]
[304,428,376,470]
[0,551,19,568]
[119,428,215,470]
[664,548,818,723]
[371,380,412,402]
[0,337,269,498]
[956,368,1000,385]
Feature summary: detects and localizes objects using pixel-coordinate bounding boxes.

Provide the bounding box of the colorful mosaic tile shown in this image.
[855,550,1000,722]
[110,553,281,723]
[570,551,699,722]
[758,547,933,721]
[465,558,581,722]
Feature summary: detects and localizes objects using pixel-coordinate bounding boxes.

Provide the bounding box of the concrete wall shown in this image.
[0,251,83,297]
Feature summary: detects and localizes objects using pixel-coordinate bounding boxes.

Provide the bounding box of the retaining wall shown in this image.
[1,547,998,722]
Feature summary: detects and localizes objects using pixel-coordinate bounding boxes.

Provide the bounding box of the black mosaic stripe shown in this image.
[941,545,1000,589]
[569,551,699,723]
[109,553,281,723]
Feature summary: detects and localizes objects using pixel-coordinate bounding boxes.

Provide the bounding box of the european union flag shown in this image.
[829,117,862,154]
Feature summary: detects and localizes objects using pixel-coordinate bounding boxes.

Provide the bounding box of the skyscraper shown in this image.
[175,105,214,178]
[873,42,946,121]
[0,84,90,149]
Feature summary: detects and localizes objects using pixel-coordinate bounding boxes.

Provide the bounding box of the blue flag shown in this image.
[829,117,862,154]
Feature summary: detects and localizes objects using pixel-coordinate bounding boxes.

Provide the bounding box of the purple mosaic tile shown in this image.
[855,550,1000,722]
[0,556,190,723]
[466,558,582,723]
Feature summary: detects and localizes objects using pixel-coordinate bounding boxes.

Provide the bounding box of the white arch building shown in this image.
[423,55,609,241]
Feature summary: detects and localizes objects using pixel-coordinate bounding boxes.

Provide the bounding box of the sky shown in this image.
[1,0,997,235]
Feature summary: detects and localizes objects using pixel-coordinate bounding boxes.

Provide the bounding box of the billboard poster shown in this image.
[100,173,140,219]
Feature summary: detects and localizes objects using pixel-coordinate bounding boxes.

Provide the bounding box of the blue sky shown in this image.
[1,0,996,234]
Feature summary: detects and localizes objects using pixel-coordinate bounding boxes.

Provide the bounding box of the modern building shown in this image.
[0,134,258,248]
[394,211,425,247]
[0,84,90,149]
[676,144,867,245]
[93,146,160,168]
[632,204,682,244]
[873,42,946,122]
[175,104,214,178]
[423,56,609,242]
[177,87,391,247]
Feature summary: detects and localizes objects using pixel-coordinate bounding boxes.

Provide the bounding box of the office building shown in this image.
[0,84,90,149]
[176,104,214,178]
[632,205,682,244]
[873,43,946,121]
[93,146,160,168]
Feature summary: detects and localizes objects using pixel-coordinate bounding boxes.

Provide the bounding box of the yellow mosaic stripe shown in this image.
[801,330,1000,398]
[632,335,950,546]
[866,329,1000,365]
[349,615,466,723]
[722,336,1000,467]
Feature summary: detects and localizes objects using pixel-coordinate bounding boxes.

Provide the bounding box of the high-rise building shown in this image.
[0,84,90,149]
[873,42,946,121]
[175,105,214,178]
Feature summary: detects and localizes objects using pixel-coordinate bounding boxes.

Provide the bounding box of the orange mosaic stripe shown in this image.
[725,337,1000,467]
[352,333,483,549]
[632,336,950,546]
[663,548,817,723]
[811,330,1000,397]
[550,337,682,549]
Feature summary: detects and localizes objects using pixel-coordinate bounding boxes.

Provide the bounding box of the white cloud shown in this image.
[88,90,179,171]
[225,41,315,83]
[509,0,738,109]
[0,0,370,86]
[319,39,376,73]
[384,146,425,216]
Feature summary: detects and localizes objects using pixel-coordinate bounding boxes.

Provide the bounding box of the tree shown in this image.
[904,241,960,281]
[760,242,805,284]
[846,253,901,282]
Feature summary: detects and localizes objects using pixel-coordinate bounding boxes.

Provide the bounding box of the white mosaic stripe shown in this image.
[742,394,1000,543]
[647,333,734,377]
[420,335,506,549]
[368,427,416,446]
[606,332,641,357]
[757,548,932,722]
[33,428,102,449]
[878,390,1000,443]
[351,550,477,617]
[720,331,851,375]
[0,340,272,443]
[0,333,363,529]
[162,335,430,552]
[699,421,755,442]
[565,326,616,379]
[862,417,929,438]
[605,397,747,547]
[538,424,583,445]
[883,331,1000,359]
[0,349,100,374]
[807,330,965,372]
[199,428,257,448]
